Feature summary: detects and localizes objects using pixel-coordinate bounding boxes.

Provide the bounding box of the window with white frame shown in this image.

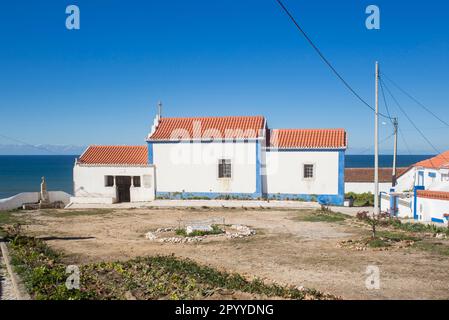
[442,173,449,182]
[303,164,314,179]
[218,159,232,178]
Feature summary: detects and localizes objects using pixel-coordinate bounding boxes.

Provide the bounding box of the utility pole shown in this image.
[374,62,379,215]
[392,117,398,187]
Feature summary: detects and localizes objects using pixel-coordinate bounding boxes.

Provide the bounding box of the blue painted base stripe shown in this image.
[156,191,262,200]
[267,193,343,206]
[431,217,445,224]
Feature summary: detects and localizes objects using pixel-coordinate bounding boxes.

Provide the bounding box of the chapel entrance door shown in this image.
[116,176,131,202]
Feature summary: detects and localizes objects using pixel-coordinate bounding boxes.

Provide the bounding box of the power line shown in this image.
[274,0,393,120]
[398,128,412,155]
[379,75,395,125]
[358,131,395,154]
[381,72,449,127]
[380,79,445,167]
[0,133,57,154]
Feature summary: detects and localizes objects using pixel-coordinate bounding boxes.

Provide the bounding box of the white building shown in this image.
[383,151,449,223]
[264,128,346,205]
[72,114,347,205]
[72,146,155,204]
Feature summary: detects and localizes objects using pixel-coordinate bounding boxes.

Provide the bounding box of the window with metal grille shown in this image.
[303,164,314,179]
[105,176,114,187]
[218,159,232,178]
[133,176,141,187]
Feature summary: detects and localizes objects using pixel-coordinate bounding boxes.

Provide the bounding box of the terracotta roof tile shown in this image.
[417,190,449,201]
[345,168,408,183]
[148,116,265,140]
[78,146,148,165]
[414,151,449,169]
[268,129,347,149]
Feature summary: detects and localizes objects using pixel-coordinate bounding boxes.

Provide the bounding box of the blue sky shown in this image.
[0,0,448,154]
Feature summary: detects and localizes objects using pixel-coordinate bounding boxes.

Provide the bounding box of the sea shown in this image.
[0,154,434,200]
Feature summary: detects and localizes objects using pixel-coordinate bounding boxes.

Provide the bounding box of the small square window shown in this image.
[133,176,141,187]
[105,175,114,187]
[303,164,314,179]
[218,159,232,178]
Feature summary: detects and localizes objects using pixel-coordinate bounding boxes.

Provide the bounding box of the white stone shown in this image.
[186,225,213,235]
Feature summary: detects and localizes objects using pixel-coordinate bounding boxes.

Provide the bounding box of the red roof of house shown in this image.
[147,116,266,140]
[268,129,347,149]
[417,190,449,201]
[345,167,408,183]
[78,146,148,165]
[414,151,449,169]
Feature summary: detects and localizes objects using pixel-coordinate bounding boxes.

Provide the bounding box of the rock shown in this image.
[145,232,157,240]
[435,233,446,239]
[186,225,213,235]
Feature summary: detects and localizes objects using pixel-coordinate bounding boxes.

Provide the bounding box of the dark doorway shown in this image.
[116,176,131,203]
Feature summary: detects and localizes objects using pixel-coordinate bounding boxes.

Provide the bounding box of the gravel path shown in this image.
[0,254,17,300]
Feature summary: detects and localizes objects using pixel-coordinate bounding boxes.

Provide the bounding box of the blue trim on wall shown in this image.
[255,140,262,197]
[147,142,154,164]
[431,217,445,224]
[156,191,263,200]
[265,193,342,205]
[266,148,347,152]
[413,185,425,220]
[337,150,345,205]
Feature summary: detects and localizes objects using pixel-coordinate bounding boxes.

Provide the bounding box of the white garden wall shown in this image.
[345,182,392,194]
[417,197,449,223]
[0,191,71,211]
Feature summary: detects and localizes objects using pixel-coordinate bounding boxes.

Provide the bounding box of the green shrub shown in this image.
[345,192,375,207]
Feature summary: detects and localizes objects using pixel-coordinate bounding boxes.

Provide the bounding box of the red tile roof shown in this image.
[417,190,449,201]
[268,129,347,149]
[148,116,266,141]
[345,168,408,183]
[78,146,148,165]
[414,151,449,169]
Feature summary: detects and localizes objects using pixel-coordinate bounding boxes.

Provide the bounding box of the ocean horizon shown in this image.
[0,154,434,199]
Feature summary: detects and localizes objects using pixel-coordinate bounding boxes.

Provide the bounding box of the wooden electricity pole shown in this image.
[374,62,380,215]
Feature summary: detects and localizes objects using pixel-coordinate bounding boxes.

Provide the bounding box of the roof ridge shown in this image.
[160,115,265,120]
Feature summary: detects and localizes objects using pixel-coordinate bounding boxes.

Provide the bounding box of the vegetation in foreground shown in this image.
[7,236,336,300]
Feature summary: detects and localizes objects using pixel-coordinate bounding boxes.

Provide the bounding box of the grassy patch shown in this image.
[0,210,25,237]
[413,241,449,256]
[375,230,419,242]
[389,220,449,236]
[295,210,348,223]
[8,236,335,300]
[39,209,114,217]
[175,225,224,237]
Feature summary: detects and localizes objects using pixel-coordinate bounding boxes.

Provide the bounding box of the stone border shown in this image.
[0,238,31,300]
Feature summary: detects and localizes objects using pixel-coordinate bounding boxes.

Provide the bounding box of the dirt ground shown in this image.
[17,207,449,300]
